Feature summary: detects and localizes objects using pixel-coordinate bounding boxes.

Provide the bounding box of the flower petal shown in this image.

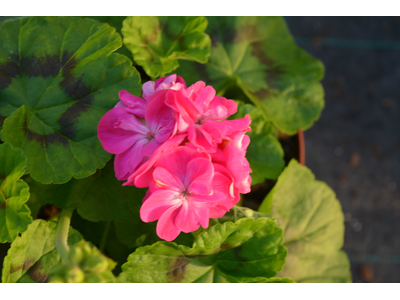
[156,205,182,241]
[114,139,148,180]
[153,167,184,192]
[185,158,214,195]
[140,189,181,222]
[118,90,147,118]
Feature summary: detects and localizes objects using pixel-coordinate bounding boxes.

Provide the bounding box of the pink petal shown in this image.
[153,167,184,192]
[142,81,155,100]
[193,85,215,108]
[140,189,181,222]
[141,138,161,157]
[174,201,201,233]
[156,205,182,241]
[187,126,216,153]
[185,158,214,195]
[186,81,206,101]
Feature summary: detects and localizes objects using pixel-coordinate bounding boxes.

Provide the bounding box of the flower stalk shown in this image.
[56,209,74,264]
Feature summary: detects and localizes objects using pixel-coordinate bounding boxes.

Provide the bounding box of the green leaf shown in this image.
[122,16,211,78]
[27,157,146,222]
[1,219,82,283]
[118,216,286,283]
[259,159,351,282]
[230,101,284,183]
[0,16,141,184]
[0,143,32,243]
[176,16,324,134]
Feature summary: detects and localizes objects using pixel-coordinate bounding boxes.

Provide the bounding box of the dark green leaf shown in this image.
[1,219,82,283]
[0,16,141,184]
[27,157,146,222]
[176,16,324,134]
[259,159,351,282]
[0,143,32,243]
[122,16,211,78]
[230,101,284,183]
[118,216,286,283]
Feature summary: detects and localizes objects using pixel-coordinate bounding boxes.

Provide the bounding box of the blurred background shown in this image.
[285,16,400,283]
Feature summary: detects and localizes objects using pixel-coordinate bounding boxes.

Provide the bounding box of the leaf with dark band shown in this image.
[176,16,324,135]
[0,143,32,243]
[1,219,82,283]
[0,17,141,184]
[118,216,287,283]
[122,16,211,78]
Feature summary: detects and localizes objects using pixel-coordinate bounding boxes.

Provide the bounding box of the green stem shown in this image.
[99,221,111,253]
[55,209,73,264]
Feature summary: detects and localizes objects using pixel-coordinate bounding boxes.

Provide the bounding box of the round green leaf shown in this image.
[0,16,141,184]
[259,159,351,282]
[176,16,324,135]
[0,143,32,243]
[118,216,287,283]
[2,219,82,283]
[122,16,211,78]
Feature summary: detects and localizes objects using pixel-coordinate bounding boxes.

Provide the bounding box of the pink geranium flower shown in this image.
[98,90,176,180]
[142,74,186,100]
[140,147,232,241]
[166,83,250,153]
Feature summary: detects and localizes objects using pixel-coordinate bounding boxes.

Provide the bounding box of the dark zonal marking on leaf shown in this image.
[58,100,92,140]
[27,261,48,283]
[167,257,189,283]
[21,54,61,78]
[22,115,68,146]
[162,21,180,42]
[0,58,19,90]
[9,264,23,274]
[220,243,234,250]
[252,42,274,68]
[22,258,36,272]
[254,88,274,100]
[0,200,6,210]
[44,133,68,147]
[234,24,257,44]
[60,55,92,100]
[60,51,75,69]
[233,246,246,261]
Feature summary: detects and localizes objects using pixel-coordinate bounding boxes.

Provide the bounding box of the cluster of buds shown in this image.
[98,74,252,241]
[49,240,116,283]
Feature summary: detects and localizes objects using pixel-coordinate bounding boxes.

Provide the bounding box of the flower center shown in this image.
[179,189,193,200]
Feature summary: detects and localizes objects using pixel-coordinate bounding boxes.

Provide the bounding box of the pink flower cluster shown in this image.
[98,74,252,241]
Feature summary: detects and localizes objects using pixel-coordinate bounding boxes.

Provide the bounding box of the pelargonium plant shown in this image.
[0,16,351,283]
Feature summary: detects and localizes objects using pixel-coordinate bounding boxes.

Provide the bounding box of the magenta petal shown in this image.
[98,108,145,154]
[156,205,182,241]
[185,158,214,195]
[142,81,155,100]
[114,139,147,180]
[118,90,147,118]
[140,189,181,222]
[142,138,160,157]
[153,167,184,192]
[125,134,187,187]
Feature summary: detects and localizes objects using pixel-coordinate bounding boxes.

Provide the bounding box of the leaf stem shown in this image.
[100,221,111,253]
[55,209,74,264]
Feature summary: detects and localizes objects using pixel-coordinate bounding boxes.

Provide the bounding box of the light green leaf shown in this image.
[176,16,324,135]
[122,16,211,78]
[0,16,141,184]
[0,143,32,243]
[259,159,351,282]
[118,216,286,283]
[27,157,146,222]
[2,219,82,283]
[230,100,284,183]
